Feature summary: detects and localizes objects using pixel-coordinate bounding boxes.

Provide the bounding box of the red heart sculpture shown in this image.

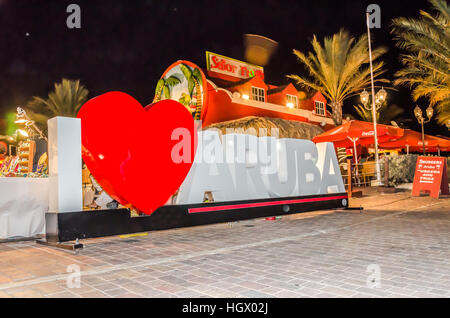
[77,91,197,215]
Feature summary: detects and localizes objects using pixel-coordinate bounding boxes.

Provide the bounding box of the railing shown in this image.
[340,159,385,189]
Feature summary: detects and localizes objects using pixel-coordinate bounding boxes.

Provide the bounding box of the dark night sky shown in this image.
[0,0,447,136]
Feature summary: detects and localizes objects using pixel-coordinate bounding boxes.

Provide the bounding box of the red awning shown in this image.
[380,129,450,152]
[312,120,404,148]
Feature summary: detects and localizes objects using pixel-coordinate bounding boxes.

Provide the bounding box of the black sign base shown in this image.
[43,193,348,243]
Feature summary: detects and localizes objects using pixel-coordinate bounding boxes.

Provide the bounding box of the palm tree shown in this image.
[287,29,388,125]
[26,78,89,131]
[353,103,405,124]
[179,63,203,120]
[153,75,182,102]
[391,0,450,125]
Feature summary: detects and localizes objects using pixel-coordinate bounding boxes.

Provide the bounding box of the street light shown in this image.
[376,87,387,104]
[360,89,369,105]
[414,105,433,155]
[16,129,29,138]
[360,87,387,112]
[359,85,387,186]
[365,11,385,186]
[14,107,47,141]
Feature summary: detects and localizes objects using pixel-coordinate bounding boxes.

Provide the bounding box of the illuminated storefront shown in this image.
[155,52,336,130]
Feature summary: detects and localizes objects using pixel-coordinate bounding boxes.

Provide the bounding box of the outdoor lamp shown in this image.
[360,89,369,105]
[17,129,29,138]
[414,105,423,121]
[242,94,249,100]
[376,87,387,104]
[13,106,48,141]
[426,105,434,120]
[286,102,294,108]
[414,105,433,155]
[359,85,389,185]
[360,87,387,112]
[14,118,28,124]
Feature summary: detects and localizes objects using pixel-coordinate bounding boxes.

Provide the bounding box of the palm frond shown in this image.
[353,103,405,124]
[288,29,387,125]
[391,0,450,127]
[25,79,89,130]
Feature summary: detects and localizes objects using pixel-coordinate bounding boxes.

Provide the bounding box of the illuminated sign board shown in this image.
[412,156,449,198]
[206,51,264,79]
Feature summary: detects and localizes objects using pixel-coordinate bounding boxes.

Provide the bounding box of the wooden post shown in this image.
[421,119,426,155]
[384,157,389,187]
[347,158,352,198]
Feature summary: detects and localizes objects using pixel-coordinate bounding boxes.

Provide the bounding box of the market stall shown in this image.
[0,108,49,239]
[0,177,48,239]
[0,144,48,239]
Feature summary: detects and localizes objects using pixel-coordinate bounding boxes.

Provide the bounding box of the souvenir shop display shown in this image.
[17,140,35,174]
[0,141,6,164]
[0,106,49,178]
[0,155,19,176]
[0,110,49,239]
[0,145,48,178]
[34,152,48,175]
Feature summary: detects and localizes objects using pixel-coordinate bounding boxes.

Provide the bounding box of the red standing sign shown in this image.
[412,156,449,198]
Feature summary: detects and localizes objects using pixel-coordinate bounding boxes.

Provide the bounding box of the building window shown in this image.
[251,87,265,102]
[286,94,298,108]
[315,101,325,116]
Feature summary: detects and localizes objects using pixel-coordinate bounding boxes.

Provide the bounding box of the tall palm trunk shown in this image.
[193,79,202,120]
[330,100,343,126]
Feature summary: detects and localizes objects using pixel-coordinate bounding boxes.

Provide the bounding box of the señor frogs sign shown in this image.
[206,51,264,79]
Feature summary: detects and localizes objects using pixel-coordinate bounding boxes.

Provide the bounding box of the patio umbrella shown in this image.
[312,120,404,165]
[426,135,450,153]
[408,144,449,156]
[379,129,450,154]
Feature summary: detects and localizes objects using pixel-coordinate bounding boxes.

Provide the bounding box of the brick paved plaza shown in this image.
[0,190,449,298]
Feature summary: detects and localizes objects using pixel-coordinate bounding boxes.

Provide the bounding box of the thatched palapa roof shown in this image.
[205,116,324,140]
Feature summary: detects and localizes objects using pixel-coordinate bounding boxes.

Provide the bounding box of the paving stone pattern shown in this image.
[0,190,449,298]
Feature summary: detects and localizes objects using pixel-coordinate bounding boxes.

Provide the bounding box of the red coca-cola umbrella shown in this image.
[313,120,403,148]
[424,135,450,153]
[380,129,450,154]
[312,120,404,166]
